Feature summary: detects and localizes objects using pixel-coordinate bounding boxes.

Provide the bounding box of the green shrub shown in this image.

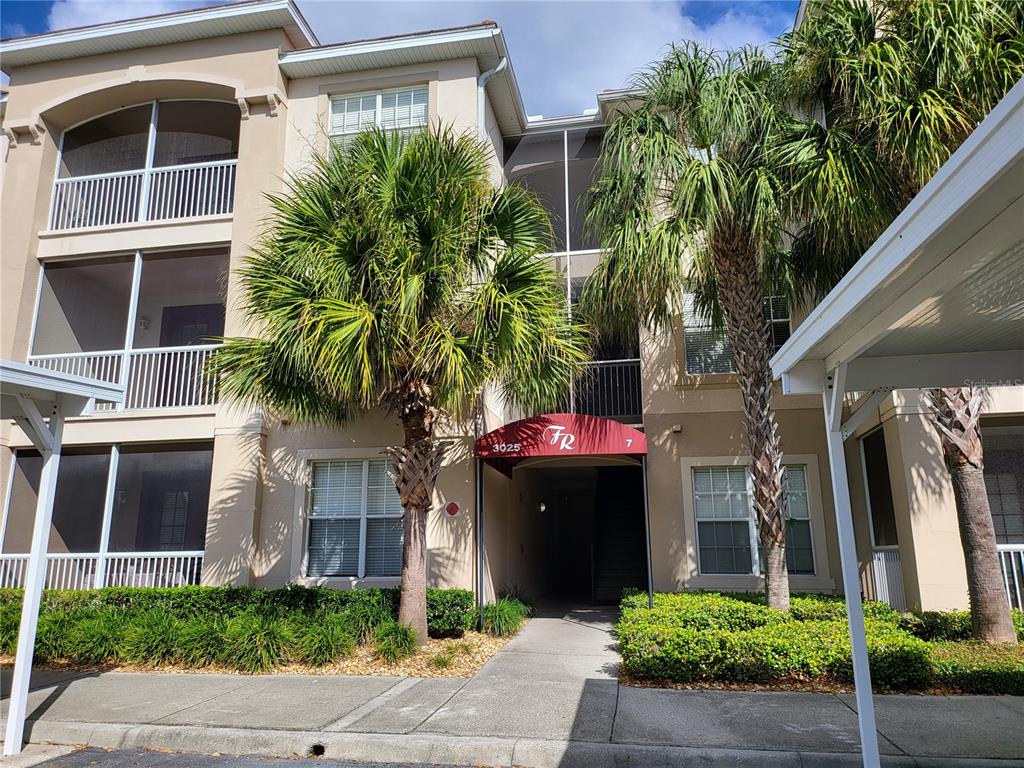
[428,649,456,669]
[121,610,180,665]
[1,599,19,655]
[617,592,933,690]
[374,621,417,663]
[65,609,128,664]
[427,588,475,638]
[620,591,785,632]
[929,642,1024,695]
[900,609,1024,642]
[222,611,295,672]
[34,609,81,662]
[481,597,530,637]
[293,613,355,666]
[341,591,395,644]
[177,614,228,667]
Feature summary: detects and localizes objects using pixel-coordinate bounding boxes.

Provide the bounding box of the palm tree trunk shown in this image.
[712,228,790,611]
[928,387,1016,644]
[386,387,446,645]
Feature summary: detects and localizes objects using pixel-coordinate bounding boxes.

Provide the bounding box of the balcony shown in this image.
[1,443,213,589]
[48,100,239,232]
[563,358,643,423]
[27,248,227,411]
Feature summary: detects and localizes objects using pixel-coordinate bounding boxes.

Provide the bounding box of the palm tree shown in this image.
[783,0,1021,643]
[215,126,589,643]
[583,45,800,609]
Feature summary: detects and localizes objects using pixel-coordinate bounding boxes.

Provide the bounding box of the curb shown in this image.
[20,720,1024,768]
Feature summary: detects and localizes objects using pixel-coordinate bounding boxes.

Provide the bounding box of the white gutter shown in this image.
[477,56,507,141]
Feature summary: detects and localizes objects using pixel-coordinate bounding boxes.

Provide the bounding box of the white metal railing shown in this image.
[147,160,237,221]
[998,544,1024,610]
[48,159,236,231]
[567,359,643,421]
[0,551,204,590]
[27,345,219,410]
[867,546,906,611]
[49,169,144,230]
[26,350,123,384]
[123,345,219,409]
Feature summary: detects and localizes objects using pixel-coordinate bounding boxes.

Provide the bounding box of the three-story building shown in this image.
[2,0,1021,612]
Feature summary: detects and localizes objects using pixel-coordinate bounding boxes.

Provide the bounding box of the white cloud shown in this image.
[39,0,794,117]
[297,1,794,117]
[47,1,220,31]
[2,22,29,38]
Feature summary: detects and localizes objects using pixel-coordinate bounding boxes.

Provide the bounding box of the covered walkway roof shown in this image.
[771,78,1024,768]
[772,78,1024,397]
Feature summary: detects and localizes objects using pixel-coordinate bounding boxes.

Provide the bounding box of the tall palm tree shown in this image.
[783,0,1022,643]
[583,45,801,609]
[215,126,589,643]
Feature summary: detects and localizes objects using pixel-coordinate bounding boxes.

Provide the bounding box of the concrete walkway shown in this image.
[3,608,1023,767]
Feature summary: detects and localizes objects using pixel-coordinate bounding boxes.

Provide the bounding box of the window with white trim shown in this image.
[682,293,792,375]
[693,465,813,575]
[329,85,429,148]
[306,459,404,578]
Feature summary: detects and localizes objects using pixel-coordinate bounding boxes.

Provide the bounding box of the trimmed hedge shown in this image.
[618,591,1022,693]
[929,642,1024,695]
[0,585,514,671]
[899,609,1024,642]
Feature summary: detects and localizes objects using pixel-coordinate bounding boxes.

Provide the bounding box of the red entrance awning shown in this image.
[475,413,646,471]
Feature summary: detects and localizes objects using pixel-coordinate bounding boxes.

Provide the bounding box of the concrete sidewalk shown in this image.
[3,608,1023,767]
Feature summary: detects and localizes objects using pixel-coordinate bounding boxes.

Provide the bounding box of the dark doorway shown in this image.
[160,303,225,347]
[541,464,648,604]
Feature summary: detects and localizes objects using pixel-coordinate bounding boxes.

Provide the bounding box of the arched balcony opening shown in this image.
[49,99,240,230]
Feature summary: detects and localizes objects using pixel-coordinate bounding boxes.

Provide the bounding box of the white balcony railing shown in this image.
[866,546,906,611]
[27,345,219,410]
[0,551,204,590]
[48,159,236,231]
[998,544,1024,610]
[123,345,219,409]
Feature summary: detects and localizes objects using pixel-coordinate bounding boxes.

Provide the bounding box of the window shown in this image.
[984,426,1024,545]
[306,459,404,578]
[330,86,428,148]
[693,465,813,575]
[682,293,792,375]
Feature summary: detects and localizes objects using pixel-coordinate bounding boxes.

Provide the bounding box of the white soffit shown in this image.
[772,78,1024,394]
[0,359,124,419]
[0,0,317,70]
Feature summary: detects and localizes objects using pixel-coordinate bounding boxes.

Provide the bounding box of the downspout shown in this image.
[477,57,507,141]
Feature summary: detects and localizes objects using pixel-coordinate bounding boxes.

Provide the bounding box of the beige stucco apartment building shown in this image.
[1,0,1021,613]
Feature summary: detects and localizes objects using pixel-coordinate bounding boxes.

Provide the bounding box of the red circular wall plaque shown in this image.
[444,501,460,516]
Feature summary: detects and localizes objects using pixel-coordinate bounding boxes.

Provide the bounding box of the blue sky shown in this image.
[0,0,799,116]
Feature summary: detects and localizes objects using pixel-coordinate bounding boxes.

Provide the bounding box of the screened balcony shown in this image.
[49,100,239,231]
[27,249,227,410]
[0,443,212,589]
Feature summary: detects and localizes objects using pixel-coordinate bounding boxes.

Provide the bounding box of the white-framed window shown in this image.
[306,459,404,578]
[693,465,813,575]
[329,85,429,148]
[682,293,792,375]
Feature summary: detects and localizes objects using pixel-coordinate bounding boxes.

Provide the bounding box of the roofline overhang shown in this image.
[770,77,1024,390]
[0,0,318,71]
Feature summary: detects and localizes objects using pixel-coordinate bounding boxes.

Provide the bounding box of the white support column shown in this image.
[823,365,881,768]
[3,408,64,757]
[117,251,143,411]
[137,100,159,222]
[93,444,120,589]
